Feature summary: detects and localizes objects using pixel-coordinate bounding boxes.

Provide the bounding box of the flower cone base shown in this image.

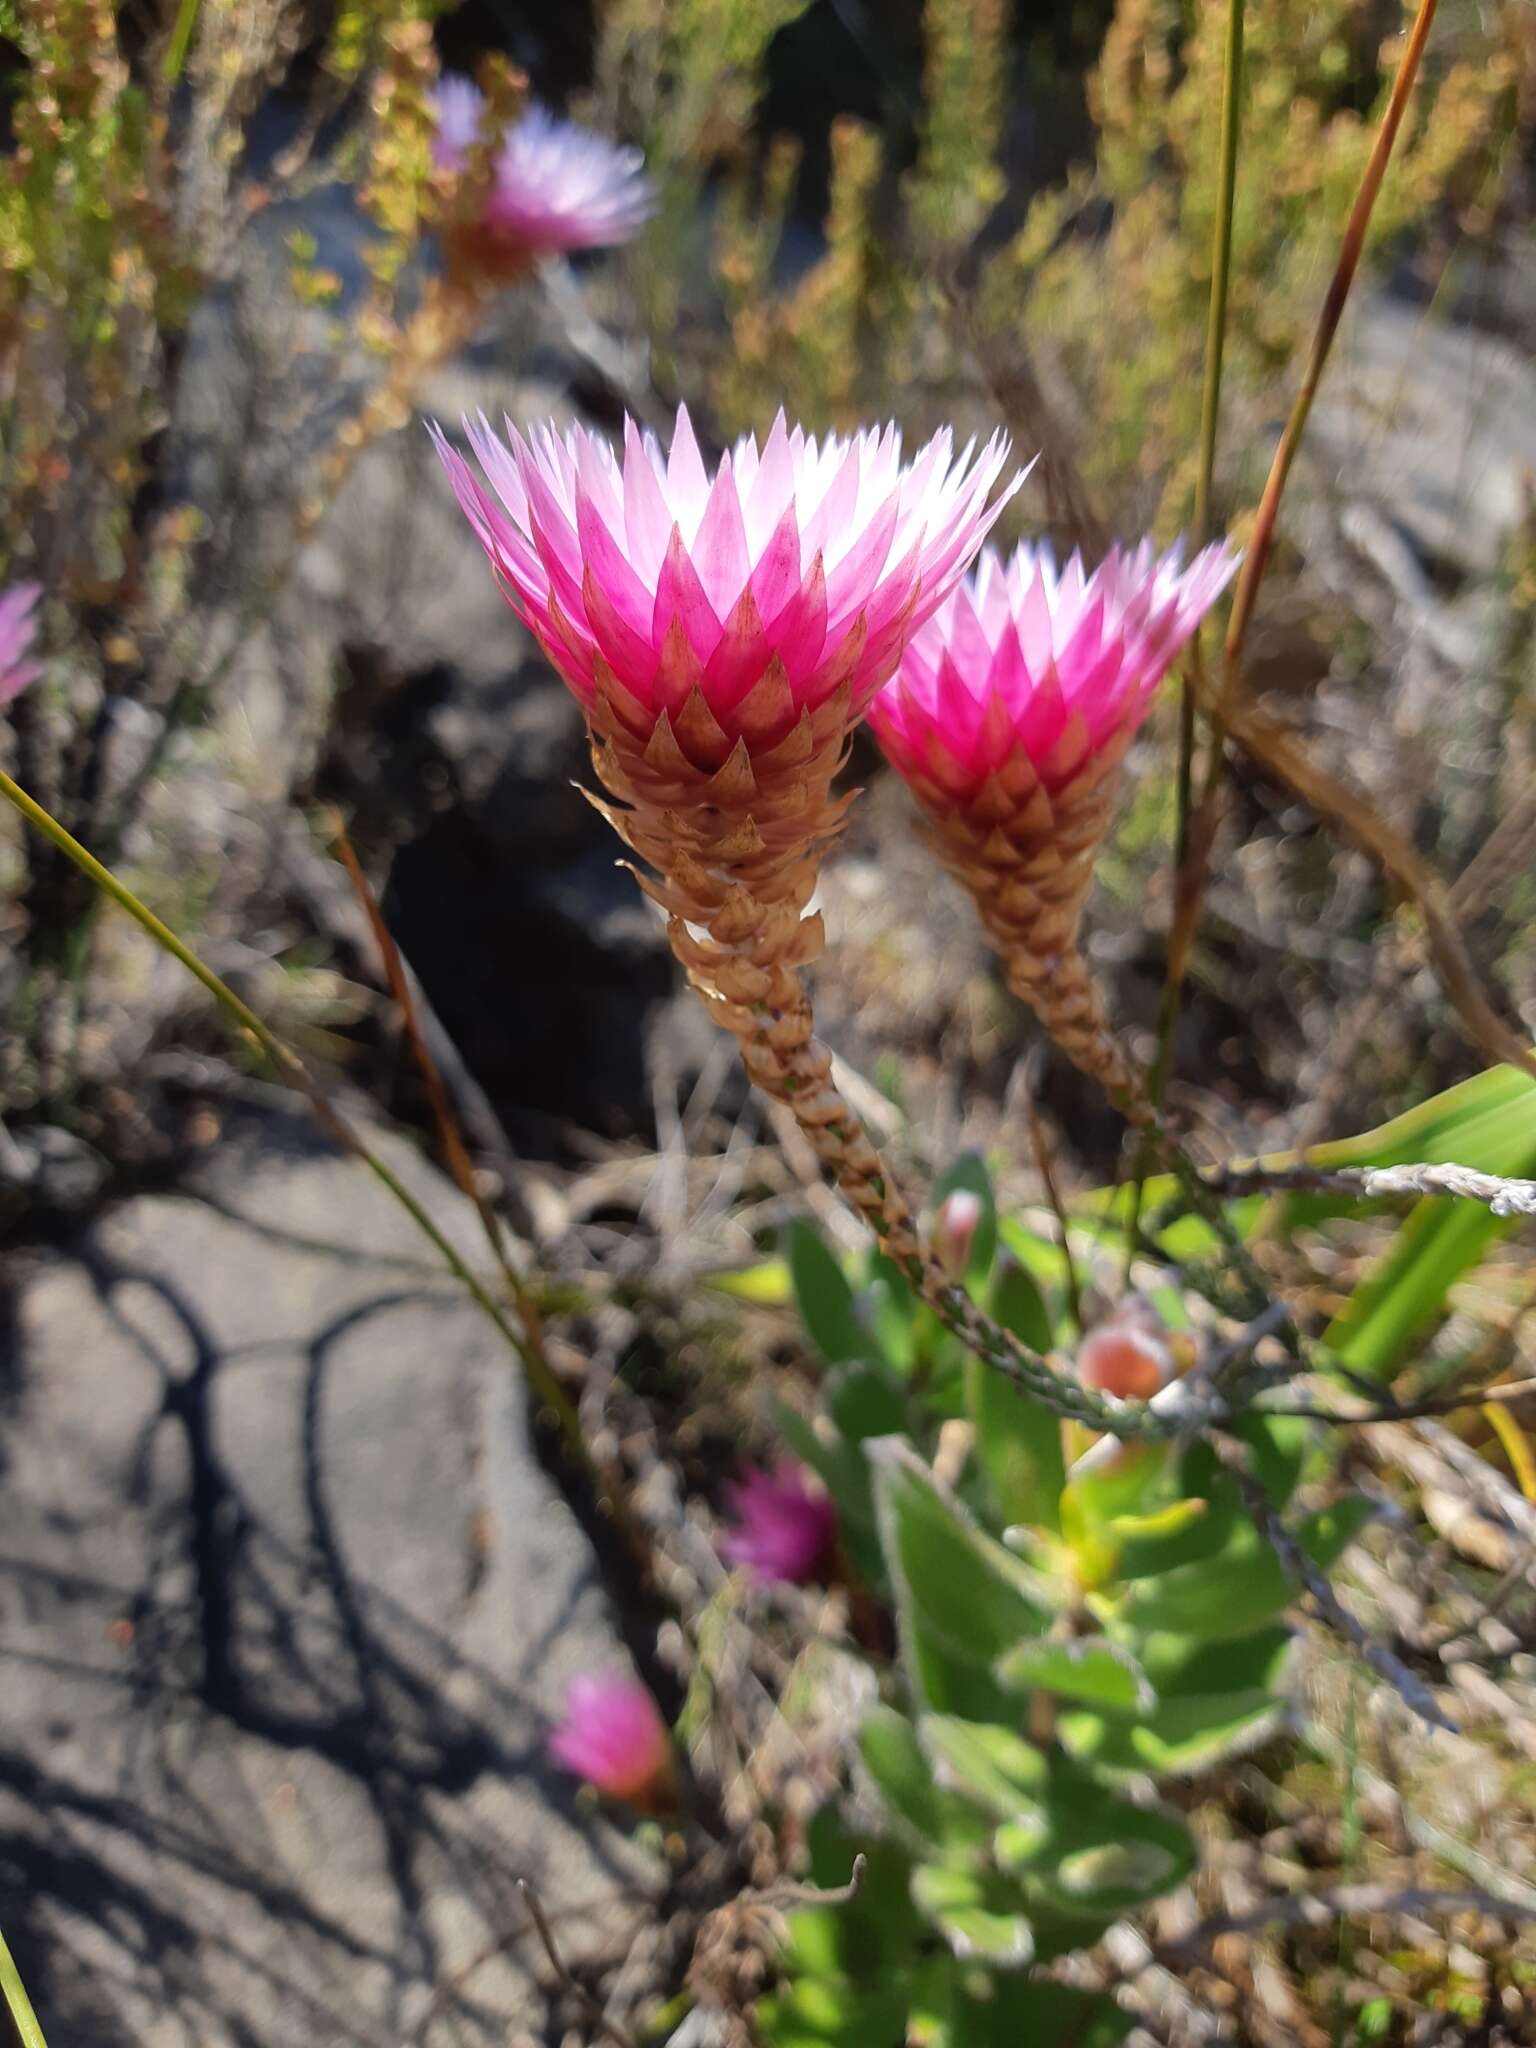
[914,746,1148,1120]
[582,666,924,1264]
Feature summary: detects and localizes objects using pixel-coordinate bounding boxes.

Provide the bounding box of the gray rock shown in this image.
[0,1107,663,2045]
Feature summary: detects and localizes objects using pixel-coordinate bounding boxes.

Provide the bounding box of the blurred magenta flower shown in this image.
[431,405,1021,763]
[932,1187,984,1282]
[433,75,655,255]
[0,583,43,708]
[720,1461,837,1584]
[549,1672,676,1808]
[867,540,1235,1099]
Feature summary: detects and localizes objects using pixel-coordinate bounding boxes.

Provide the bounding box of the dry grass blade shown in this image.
[1222,0,1442,674]
[517,1880,640,2048]
[1217,698,1536,1084]
[1168,0,1450,1085]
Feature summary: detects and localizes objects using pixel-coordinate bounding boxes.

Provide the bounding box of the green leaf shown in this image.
[964,1354,1065,1533]
[825,1363,908,1443]
[995,1636,1155,1713]
[1305,1065,1536,1382]
[705,1257,792,1305]
[910,1863,1035,1967]
[987,1255,1053,1350]
[919,1715,1049,1830]
[789,1220,872,1366]
[864,1250,919,1374]
[933,1978,1132,2048]
[1234,1410,1310,1512]
[1058,1626,1294,1777]
[996,1755,1197,1921]
[932,1152,999,1289]
[1110,1497,1374,1642]
[1308,1062,1536,1175]
[872,1440,1050,1716]
[1327,1198,1508,1381]
[754,1973,911,2047]
[858,1707,991,1855]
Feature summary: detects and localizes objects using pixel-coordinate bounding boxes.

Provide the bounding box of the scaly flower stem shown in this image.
[0,1925,47,2048]
[729,971,1216,1438]
[0,765,592,1479]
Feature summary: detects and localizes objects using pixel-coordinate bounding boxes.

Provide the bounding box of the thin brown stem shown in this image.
[516,1880,640,2048]
[1222,0,1441,678]
[328,812,550,1345]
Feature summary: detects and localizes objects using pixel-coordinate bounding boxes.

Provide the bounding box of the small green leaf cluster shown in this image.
[756,1155,1371,2045]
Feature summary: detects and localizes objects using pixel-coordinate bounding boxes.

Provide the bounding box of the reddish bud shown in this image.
[933,1188,984,1281]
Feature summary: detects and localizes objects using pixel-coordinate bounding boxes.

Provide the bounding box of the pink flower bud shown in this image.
[720,1461,837,1584]
[933,1188,985,1282]
[549,1673,676,1809]
[0,583,42,709]
[1077,1314,1173,1400]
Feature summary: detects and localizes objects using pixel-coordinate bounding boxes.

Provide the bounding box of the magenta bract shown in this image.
[720,1461,838,1584]
[433,76,656,254]
[0,583,43,709]
[869,540,1237,800]
[432,405,1022,755]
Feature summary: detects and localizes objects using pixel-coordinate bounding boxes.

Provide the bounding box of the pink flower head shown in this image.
[0,583,42,708]
[720,1461,837,1584]
[549,1673,675,1806]
[869,539,1236,803]
[433,75,655,254]
[431,405,1022,761]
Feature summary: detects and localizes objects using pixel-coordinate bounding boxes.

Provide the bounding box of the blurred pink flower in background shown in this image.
[431,404,1021,762]
[549,1672,676,1808]
[870,539,1237,802]
[0,583,43,708]
[433,75,655,256]
[720,1462,837,1584]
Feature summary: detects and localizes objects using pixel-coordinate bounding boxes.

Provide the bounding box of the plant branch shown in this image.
[516,1880,640,2048]
[1214,1437,1455,1732]
[1199,1157,1536,1217]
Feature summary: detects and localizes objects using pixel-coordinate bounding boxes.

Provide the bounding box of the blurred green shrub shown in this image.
[605,0,1515,533]
[0,1,453,1108]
